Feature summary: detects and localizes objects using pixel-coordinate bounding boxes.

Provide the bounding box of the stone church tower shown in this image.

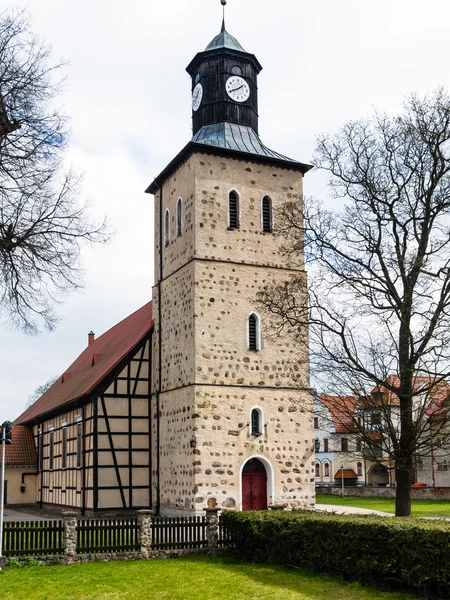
[146,16,314,515]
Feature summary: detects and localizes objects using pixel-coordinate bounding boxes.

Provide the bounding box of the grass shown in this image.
[0,555,414,600]
[316,493,450,517]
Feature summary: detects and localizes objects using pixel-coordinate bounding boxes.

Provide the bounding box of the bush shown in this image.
[222,510,450,598]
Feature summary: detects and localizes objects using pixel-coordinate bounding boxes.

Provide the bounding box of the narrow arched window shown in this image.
[357,462,363,477]
[262,196,273,233]
[315,463,320,477]
[324,462,330,477]
[248,313,260,351]
[251,408,263,436]
[229,191,239,229]
[177,198,182,236]
[164,209,170,247]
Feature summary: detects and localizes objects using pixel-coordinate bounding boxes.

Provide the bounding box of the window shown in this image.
[61,424,67,470]
[315,463,320,477]
[76,419,82,469]
[164,209,170,247]
[314,417,319,429]
[231,65,242,76]
[251,408,263,436]
[38,429,43,473]
[324,462,330,477]
[228,191,239,229]
[357,462,363,477]
[49,428,54,471]
[324,438,329,452]
[248,313,261,351]
[341,438,348,452]
[356,439,362,452]
[371,412,381,426]
[177,198,182,236]
[261,196,273,232]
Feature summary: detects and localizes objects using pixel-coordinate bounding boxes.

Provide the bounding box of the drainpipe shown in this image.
[156,186,163,516]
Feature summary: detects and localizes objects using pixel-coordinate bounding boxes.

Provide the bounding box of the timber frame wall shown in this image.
[33,333,152,513]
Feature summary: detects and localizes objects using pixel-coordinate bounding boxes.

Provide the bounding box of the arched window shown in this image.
[177,198,182,236]
[315,463,320,477]
[262,196,273,232]
[248,313,261,351]
[229,190,239,229]
[251,408,263,436]
[357,462,363,477]
[324,462,330,478]
[164,209,170,247]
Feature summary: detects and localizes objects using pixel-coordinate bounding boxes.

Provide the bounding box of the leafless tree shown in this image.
[258,89,450,516]
[0,10,108,333]
[26,375,58,407]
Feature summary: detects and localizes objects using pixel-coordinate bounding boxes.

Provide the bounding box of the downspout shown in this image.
[156,186,163,515]
[149,329,153,509]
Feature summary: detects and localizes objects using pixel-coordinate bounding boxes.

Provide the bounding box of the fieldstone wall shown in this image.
[152,150,313,514]
[316,485,450,500]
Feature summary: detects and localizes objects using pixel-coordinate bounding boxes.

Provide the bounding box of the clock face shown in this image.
[226,76,250,103]
[192,83,203,112]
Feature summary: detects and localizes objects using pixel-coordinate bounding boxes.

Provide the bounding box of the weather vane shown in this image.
[221,0,227,30]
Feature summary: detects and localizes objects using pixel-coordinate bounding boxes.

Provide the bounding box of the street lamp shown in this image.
[0,421,12,557]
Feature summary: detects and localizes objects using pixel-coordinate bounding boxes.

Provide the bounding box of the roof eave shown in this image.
[186,48,263,75]
[146,141,312,195]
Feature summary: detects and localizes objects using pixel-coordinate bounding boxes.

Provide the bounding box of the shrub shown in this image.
[222,510,450,598]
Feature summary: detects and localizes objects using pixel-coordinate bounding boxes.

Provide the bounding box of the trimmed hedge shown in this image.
[221,510,450,598]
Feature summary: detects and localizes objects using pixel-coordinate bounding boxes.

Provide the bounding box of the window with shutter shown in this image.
[229,191,239,229]
[262,196,272,232]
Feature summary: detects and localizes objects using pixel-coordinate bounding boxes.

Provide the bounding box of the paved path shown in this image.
[315,503,394,517]
[2,508,56,521]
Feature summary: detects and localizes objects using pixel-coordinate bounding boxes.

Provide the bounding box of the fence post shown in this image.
[137,509,155,559]
[62,511,78,562]
[203,507,220,549]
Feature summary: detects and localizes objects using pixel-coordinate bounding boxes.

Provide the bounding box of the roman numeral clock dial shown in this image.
[226,76,250,103]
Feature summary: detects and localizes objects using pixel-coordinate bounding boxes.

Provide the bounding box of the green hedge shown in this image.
[221,510,450,598]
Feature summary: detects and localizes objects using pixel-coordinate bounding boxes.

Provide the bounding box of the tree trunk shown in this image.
[395,465,412,516]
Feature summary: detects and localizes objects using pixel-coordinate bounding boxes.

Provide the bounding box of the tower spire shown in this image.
[221,0,226,32]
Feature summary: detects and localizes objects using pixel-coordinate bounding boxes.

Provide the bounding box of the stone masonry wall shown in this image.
[152,150,313,514]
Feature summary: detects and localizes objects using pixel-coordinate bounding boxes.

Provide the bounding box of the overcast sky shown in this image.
[2,0,450,422]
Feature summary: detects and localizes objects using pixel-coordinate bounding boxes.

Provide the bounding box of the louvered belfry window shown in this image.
[262,196,272,232]
[164,209,170,247]
[177,198,182,236]
[229,191,239,229]
[248,313,258,350]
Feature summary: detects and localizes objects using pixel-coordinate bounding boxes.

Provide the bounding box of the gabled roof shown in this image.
[5,426,36,466]
[370,375,450,409]
[318,394,359,433]
[15,302,153,425]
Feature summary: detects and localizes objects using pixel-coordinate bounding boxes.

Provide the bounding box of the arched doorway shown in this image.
[242,458,268,510]
[368,462,390,486]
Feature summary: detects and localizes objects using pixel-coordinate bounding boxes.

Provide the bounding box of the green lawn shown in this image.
[0,555,413,600]
[316,493,450,517]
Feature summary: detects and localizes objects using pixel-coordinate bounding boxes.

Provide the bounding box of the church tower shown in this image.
[147,8,314,515]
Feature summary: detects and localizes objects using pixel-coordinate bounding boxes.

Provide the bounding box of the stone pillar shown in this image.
[62,511,78,562]
[137,509,155,559]
[204,507,220,549]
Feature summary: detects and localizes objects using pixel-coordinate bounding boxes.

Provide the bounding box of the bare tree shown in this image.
[26,375,59,407]
[258,89,450,516]
[0,10,108,333]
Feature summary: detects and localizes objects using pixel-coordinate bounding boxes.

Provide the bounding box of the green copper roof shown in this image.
[205,20,246,53]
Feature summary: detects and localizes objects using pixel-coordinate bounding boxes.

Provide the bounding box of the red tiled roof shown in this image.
[4,426,36,466]
[370,375,450,412]
[15,302,153,425]
[318,395,359,433]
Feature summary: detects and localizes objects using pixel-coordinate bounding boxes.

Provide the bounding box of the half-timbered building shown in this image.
[14,303,153,513]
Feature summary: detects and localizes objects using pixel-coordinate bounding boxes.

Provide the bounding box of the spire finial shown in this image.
[221,0,227,32]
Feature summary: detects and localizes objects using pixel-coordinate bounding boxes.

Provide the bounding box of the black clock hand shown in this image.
[231,84,244,93]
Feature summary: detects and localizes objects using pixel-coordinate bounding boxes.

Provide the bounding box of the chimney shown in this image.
[88,331,95,346]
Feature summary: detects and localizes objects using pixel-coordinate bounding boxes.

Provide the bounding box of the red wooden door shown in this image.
[242,465,267,510]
